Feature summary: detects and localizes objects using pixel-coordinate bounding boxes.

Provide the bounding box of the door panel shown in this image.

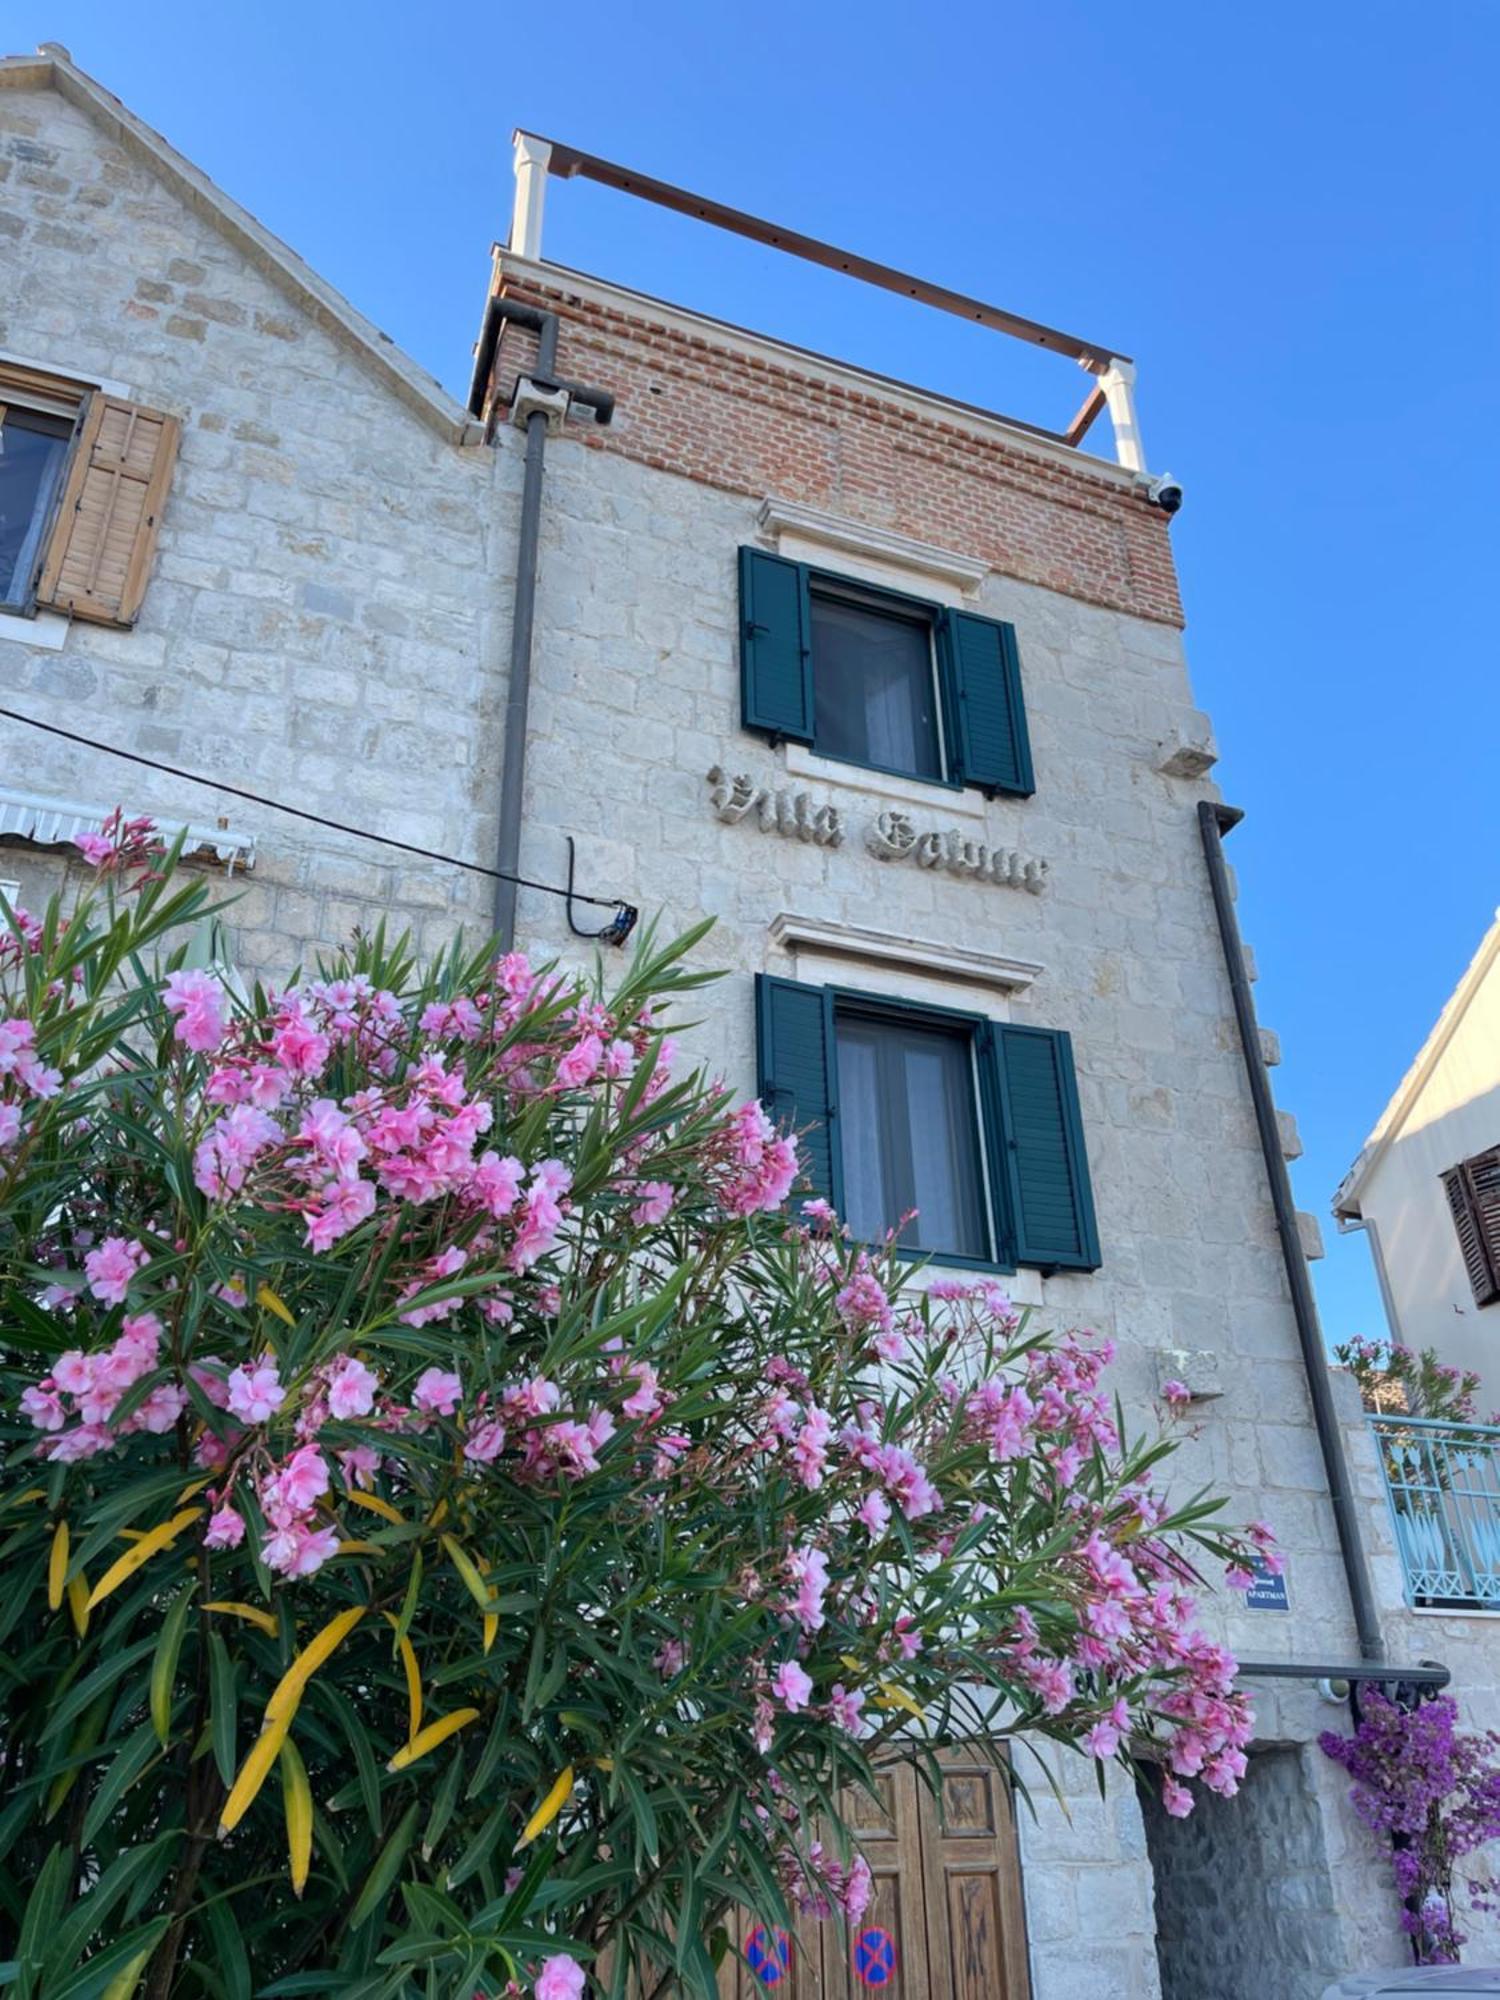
[915,1754,1029,2000]
[820,1765,931,2000]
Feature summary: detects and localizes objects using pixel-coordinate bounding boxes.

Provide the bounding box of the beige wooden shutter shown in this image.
[1444,1153,1500,1308]
[35,395,180,627]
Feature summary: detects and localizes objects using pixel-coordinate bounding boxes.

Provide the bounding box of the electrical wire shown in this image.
[0,704,637,931]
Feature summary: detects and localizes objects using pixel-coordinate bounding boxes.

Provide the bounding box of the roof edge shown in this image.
[1334,905,1500,1214]
[0,50,484,446]
[493,252,1146,493]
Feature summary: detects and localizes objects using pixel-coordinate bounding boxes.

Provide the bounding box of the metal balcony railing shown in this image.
[1370,1414,1500,1609]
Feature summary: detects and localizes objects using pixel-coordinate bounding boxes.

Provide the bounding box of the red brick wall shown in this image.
[489,272,1185,629]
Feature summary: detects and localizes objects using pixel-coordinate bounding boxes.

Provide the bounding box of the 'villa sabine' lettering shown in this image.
[704,767,1048,895]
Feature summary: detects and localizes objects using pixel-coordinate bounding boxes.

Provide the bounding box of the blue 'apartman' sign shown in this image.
[1244,1557,1289,1611]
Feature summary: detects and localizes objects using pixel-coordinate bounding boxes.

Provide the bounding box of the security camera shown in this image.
[1143,472,1184,515]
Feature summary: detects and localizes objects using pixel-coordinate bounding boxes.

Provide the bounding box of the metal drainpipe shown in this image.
[1197,799,1386,1663]
[478,298,614,951]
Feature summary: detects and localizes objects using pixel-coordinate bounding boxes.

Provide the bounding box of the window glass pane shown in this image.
[810,591,941,779]
[0,408,71,610]
[835,1009,988,1260]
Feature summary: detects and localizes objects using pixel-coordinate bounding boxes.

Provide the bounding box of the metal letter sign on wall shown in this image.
[1244,1557,1290,1611]
[706,766,1048,894]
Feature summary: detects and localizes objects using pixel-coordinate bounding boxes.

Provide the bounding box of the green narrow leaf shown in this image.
[48,1916,169,2000]
[17,1843,70,1982]
[150,1585,196,1745]
[420,1748,463,1862]
[200,1889,252,2000]
[320,1685,382,1838]
[208,1633,238,1789]
[82,1721,161,1847]
[349,1802,420,1929]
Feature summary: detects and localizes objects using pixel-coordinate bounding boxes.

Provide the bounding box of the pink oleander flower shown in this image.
[630,1181,674,1227]
[128,1382,189,1434]
[261,1443,330,1524]
[72,830,115,866]
[304,1175,377,1251]
[1161,1775,1195,1818]
[226,1356,285,1425]
[1224,1564,1255,1591]
[44,1423,115,1462]
[163,969,227,1054]
[413,1366,463,1416]
[326,1354,379,1420]
[771,1660,813,1712]
[720,1101,799,1217]
[464,1417,507,1464]
[338,1444,381,1488]
[621,1362,664,1422]
[84,1234,148,1306]
[264,1521,339,1578]
[204,1504,246,1550]
[655,1639,687,1676]
[0,1101,22,1148]
[784,1545,830,1633]
[828,1683,867,1737]
[1162,1379,1191,1408]
[533,1954,586,2000]
[556,1033,603,1090]
[20,1383,65,1431]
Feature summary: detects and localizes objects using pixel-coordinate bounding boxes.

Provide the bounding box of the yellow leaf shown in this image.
[383,1612,423,1740]
[87,1507,204,1610]
[66,1570,89,1638]
[205,1600,279,1637]
[265,1606,366,1726]
[6,1486,46,1510]
[176,1476,212,1505]
[100,1940,157,2000]
[256,1283,296,1326]
[47,1520,69,1612]
[280,1735,313,1895]
[334,1540,386,1558]
[875,1681,926,1724]
[592,1756,615,1773]
[427,1497,450,1528]
[218,1715,291,1837]
[477,1554,497,1655]
[518,1764,574,1848]
[838,1654,863,1676]
[347,1490,404,1525]
[440,1534,492,1617]
[386,1706,480,1772]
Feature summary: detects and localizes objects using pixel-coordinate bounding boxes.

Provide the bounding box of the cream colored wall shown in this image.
[1356,945,1500,1402]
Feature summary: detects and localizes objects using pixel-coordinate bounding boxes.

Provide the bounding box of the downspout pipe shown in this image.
[1198,800,1386,1663]
[477,297,613,951]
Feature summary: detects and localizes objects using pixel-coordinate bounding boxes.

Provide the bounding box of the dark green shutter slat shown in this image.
[940,609,1034,796]
[755,973,839,1210]
[739,547,813,743]
[994,1025,1099,1269]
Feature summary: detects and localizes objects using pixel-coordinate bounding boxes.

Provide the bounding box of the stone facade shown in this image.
[0,58,503,976]
[4,49,1497,1999]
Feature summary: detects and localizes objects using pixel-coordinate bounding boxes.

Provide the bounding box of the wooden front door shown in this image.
[719,1750,1029,2000]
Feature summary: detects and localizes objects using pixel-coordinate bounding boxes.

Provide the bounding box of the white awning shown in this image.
[0,785,255,870]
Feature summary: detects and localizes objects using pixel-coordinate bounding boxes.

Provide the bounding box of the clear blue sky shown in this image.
[18,1,1496,1346]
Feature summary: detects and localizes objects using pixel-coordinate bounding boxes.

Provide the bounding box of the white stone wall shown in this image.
[1347,936,1500,1404]
[0,81,505,971]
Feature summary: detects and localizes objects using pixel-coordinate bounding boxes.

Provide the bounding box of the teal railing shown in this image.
[1370,1414,1500,1609]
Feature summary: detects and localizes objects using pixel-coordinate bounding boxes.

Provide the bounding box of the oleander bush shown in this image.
[0,822,1261,1999]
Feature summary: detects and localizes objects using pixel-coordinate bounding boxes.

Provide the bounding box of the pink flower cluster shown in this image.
[0,1014,61,1150]
[717,1101,799,1217]
[21,1312,186,1461]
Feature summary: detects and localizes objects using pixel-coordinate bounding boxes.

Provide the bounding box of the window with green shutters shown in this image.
[738,548,1035,797]
[754,974,1099,1272]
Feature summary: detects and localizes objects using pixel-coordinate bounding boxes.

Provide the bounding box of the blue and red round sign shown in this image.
[853,1925,897,1987]
[745,1924,792,1986]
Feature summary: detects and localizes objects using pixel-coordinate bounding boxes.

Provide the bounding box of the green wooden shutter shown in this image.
[939,609,1035,797]
[739,547,813,743]
[755,973,840,1210]
[992,1025,1099,1270]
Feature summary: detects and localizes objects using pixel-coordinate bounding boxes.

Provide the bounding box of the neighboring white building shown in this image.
[1334,909,1500,1404]
[3,45,1498,1999]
